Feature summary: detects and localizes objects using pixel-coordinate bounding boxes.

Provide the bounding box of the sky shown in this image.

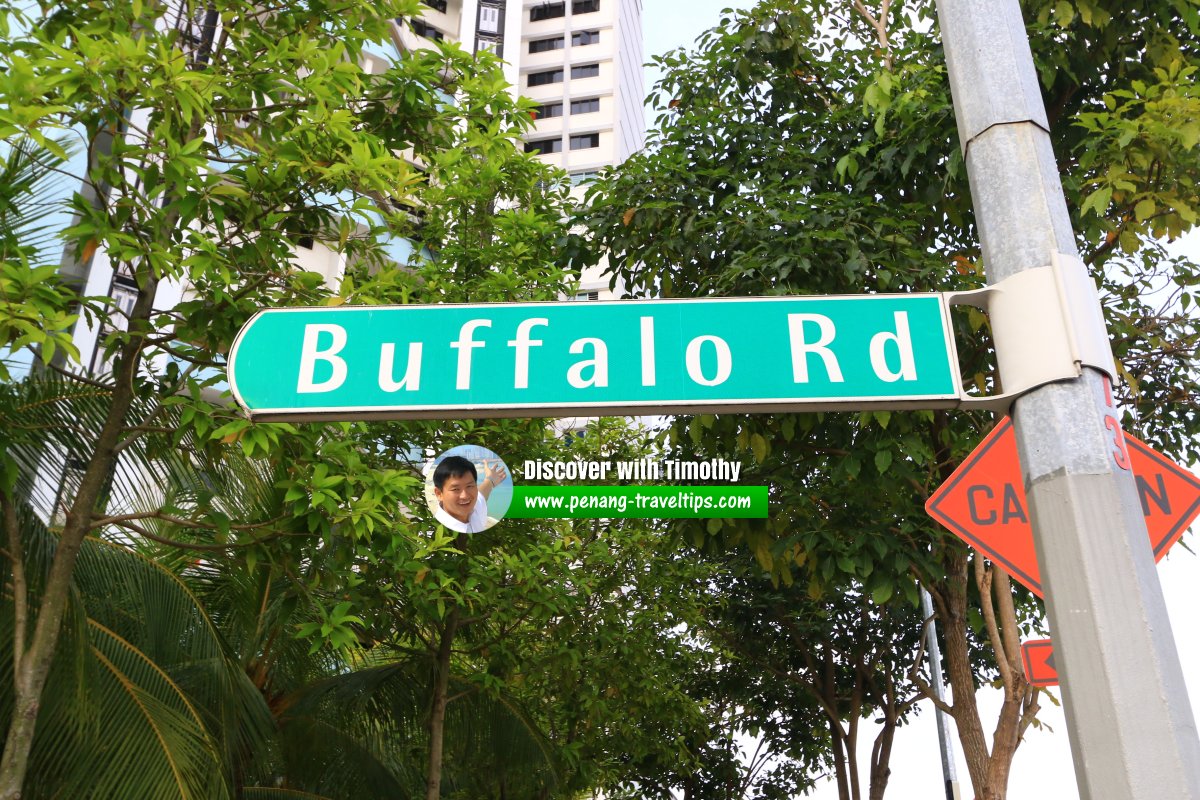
[640,2,1200,798]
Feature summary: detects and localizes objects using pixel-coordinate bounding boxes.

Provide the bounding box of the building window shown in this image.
[425,0,448,11]
[570,63,599,79]
[526,138,563,154]
[409,19,444,40]
[569,132,599,150]
[529,36,565,53]
[572,0,600,13]
[528,68,564,86]
[570,97,600,114]
[530,2,565,21]
[478,4,503,34]
[572,29,600,46]
[574,290,600,301]
[476,36,503,56]
[112,278,139,318]
[569,170,599,185]
[534,102,563,119]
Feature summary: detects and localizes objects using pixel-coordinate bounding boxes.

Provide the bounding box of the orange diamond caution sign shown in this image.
[926,417,1200,597]
[1021,638,1059,687]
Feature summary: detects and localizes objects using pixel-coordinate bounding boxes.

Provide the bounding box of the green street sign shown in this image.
[228,296,963,421]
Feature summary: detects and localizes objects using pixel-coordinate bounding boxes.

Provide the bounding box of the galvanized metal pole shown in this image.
[920,586,961,800]
[935,2,1200,798]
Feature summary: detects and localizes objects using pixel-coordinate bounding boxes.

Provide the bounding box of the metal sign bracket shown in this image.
[948,252,1117,412]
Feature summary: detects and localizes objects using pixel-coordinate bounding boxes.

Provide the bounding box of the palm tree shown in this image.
[0,496,272,799]
[0,374,562,799]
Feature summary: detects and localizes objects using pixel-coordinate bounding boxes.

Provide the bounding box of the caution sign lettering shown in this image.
[926,418,1200,597]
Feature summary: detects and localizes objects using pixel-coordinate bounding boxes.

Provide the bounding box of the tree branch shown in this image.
[975,556,1016,693]
[851,0,893,71]
[992,569,1025,683]
[910,673,954,716]
[112,361,201,454]
[46,362,113,389]
[1017,685,1042,740]
[103,517,293,553]
[92,509,287,532]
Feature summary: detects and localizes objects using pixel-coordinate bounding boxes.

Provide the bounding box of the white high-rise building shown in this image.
[398,1,643,173]
[515,1,645,177]
[398,0,645,301]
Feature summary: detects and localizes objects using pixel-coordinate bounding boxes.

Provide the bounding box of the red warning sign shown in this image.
[1021,638,1059,687]
[926,417,1200,597]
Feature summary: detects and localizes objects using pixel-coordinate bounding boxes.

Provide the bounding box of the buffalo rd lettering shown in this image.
[292,312,923,394]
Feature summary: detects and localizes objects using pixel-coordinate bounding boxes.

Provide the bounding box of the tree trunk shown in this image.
[0,494,30,796]
[0,270,160,800]
[828,714,851,800]
[925,408,1046,800]
[846,689,862,800]
[868,716,896,800]
[823,646,852,800]
[425,607,460,800]
[933,550,1040,800]
[868,665,901,800]
[978,568,1037,800]
[937,550,992,793]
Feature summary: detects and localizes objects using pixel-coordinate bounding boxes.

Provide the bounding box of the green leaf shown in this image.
[1134,198,1156,222]
[750,433,769,463]
[843,457,861,480]
[871,584,894,604]
[1055,0,1075,26]
[1082,185,1113,217]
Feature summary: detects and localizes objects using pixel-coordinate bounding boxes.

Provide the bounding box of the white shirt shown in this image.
[435,494,489,533]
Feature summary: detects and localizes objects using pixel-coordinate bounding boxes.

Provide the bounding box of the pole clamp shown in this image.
[949,252,1117,412]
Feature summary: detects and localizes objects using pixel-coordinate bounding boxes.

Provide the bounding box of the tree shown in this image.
[0,378,565,798]
[707,556,926,800]
[335,416,729,800]
[1,1,728,794]
[573,2,1200,798]
[0,449,269,799]
[0,138,80,380]
[0,0,585,794]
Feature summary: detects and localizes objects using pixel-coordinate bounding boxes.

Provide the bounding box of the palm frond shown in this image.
[0,377,119,522]
[0,376,280,545]
[1,504,275,799]
[277,713,417,798]
[279,657,560,797]
[2,375,562,798]
[242,788,337,800]
[0,136,76,264]
[76,621,230,800]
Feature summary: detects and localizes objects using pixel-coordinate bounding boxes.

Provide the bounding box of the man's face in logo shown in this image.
[435,472,478,523]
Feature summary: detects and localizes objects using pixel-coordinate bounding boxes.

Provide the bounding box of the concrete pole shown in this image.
[920,586,961,800]
[935,2,1200,798]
